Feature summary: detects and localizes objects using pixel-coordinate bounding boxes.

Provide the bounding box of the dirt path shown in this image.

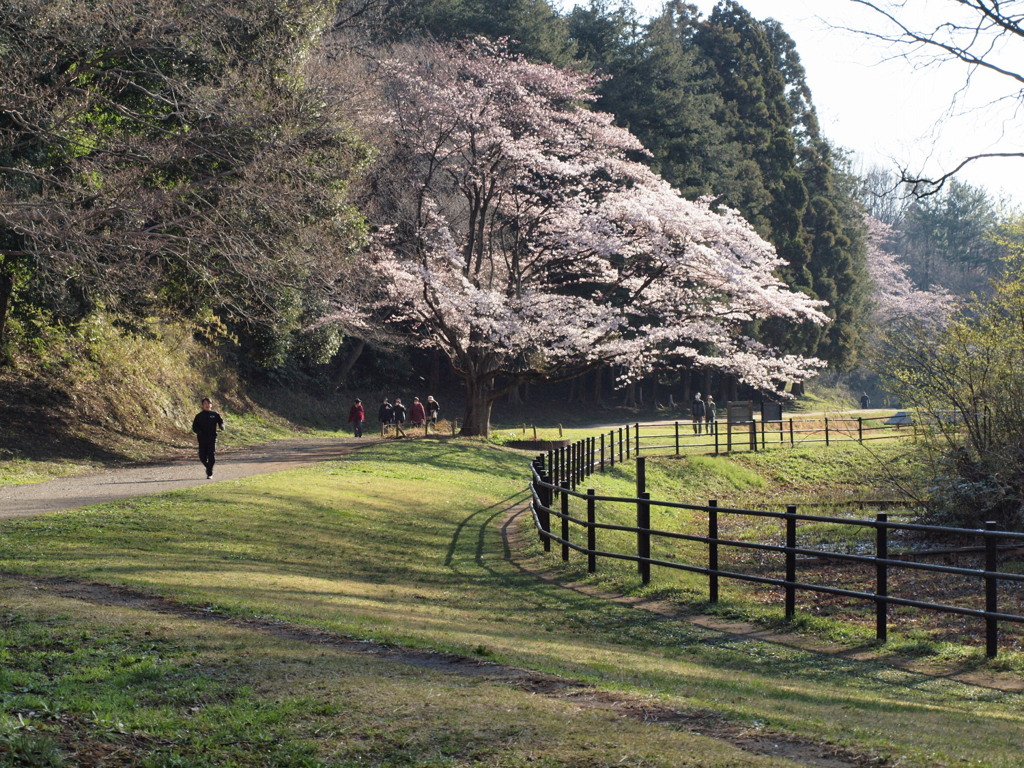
[0,436,371,519]
[15,572,882,768]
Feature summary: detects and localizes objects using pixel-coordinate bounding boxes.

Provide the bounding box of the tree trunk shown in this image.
[592,365,603,405]
[623,381,636,408]
[332,337,365,385]
[507,383,522,405]
[0,263,14,357]
[428,349,441,395]
[460,376,495,436]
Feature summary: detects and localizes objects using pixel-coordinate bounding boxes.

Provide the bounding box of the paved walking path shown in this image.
[0,436,370,520]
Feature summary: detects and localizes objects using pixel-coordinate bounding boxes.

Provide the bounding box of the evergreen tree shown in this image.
[568,1,729,197]
[389,0,575,65]
[694,2,868,369]
[897,180,1004,296]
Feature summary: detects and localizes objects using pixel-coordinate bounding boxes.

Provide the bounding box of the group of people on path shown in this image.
[346,395,440,438]
[690,393,717,434]
[189,392,443,479]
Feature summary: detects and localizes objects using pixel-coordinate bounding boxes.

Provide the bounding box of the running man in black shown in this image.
[191,397,224,478]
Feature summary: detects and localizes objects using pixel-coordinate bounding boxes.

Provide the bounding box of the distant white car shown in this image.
[883,410,914,426]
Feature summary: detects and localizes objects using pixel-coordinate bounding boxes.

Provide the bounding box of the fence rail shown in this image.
[527,423,1024,657]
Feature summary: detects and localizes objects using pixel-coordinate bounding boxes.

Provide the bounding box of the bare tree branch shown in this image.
[842,0,1024,192]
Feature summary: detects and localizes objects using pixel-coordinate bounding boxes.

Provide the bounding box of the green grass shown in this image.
[0,458,102,487]
[1,440,1023,766]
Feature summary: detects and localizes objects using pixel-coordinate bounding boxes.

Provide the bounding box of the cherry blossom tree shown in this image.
[863,216,955,326]
[364,40,829,436]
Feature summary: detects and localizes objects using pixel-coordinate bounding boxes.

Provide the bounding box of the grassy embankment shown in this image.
[0,316,352,487]
[2,437,1023,767]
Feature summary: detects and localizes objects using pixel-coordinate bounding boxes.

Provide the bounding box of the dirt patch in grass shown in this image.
[11,573,883,768]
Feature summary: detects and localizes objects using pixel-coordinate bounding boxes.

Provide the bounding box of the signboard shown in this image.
[761,401,783,423]
[726,400,754,425]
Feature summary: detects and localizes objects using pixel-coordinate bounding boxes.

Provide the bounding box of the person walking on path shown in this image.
[691,393,705,434]
[348,398,365,437]
[704,395,716,434]
[191,397,224,479]
[860,392,870,409]
[392,398,408,438]
[409,396,426,427]
[426,396,440,427]
[378,399,393,436]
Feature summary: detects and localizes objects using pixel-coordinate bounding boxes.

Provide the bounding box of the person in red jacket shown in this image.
[409,396,426,427]
[347,398,365,438]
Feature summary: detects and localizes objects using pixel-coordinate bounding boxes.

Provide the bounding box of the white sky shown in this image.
[560,0,1024,205]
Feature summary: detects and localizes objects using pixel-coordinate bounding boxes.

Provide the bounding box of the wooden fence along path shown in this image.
[527,422,1024,657]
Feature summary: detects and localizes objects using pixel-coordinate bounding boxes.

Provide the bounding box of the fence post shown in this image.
[749,421,757,452]
[858,417,864,444]
[590,437,596,477]
[785,504,797,620]
[625,424,631,459]
[789,418,794,447]
[714,421,719,455]
[587,489,597,574]
[539,471,552,552]
[635,423,641,456]
[573,438,581,487]
[610,430,616,468]
[638,491,651,584]
[825,417,830,447]
[600,433,606,471]
[635,456,650,583]
[985,520,1000,658]
[708,500,719,603]
[875,512,888,643]
[560,482,571,562]
[675,421,680,455]
[760,418,765,450]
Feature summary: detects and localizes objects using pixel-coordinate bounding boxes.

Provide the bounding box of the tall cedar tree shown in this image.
[571,0,869,371]
[386,0,576,65]
[694,1,867,370]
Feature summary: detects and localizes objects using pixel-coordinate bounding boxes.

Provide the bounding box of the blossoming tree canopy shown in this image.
[368,39,829,436]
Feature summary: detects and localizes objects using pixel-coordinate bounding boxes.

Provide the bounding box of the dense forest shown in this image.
[1,0,1018,437]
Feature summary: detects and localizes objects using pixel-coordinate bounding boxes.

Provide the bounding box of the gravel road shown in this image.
[0,436,369,520]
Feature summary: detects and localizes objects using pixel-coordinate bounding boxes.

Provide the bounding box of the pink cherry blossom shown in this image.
[361,40,830,434]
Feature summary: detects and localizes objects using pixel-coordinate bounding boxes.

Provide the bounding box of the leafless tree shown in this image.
[0,0,375,360]
[845,0,1024,195]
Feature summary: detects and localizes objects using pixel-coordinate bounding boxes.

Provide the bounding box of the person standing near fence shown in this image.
[409,396,426,427]
[191,397,224,479]
[392,398,408,438]
[704,394,716,433]
[348,398,365,438]
[426,395,440,425]
[691,393,705,434]
[378,398,393,436]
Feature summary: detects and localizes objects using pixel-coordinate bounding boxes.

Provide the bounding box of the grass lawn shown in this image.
[1,439,1023,766]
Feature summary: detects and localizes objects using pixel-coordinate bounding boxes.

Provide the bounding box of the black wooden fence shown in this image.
[528,426,1024,657]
